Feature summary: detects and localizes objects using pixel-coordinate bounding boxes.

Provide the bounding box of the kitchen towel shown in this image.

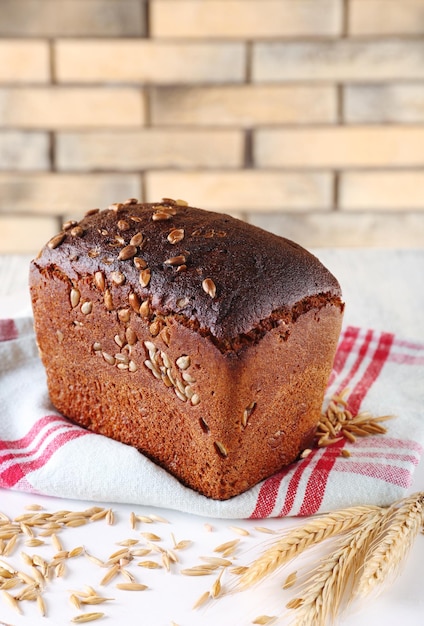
[1,317,423,519]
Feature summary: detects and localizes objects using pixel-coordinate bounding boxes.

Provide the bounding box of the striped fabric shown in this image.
[0,318,423,519]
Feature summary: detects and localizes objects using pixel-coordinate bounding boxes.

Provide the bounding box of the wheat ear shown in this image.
[239,506,381,589]
[287,509,385,626]
[357,491,424,597]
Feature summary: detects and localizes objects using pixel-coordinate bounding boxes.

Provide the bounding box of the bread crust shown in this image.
[30,200,344,500]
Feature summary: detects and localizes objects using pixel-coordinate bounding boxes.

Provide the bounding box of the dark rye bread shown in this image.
[30,199,344,500]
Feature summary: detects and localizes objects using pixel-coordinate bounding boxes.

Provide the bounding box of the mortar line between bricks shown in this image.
[140,172,146,203]
[244,129,254,168]
[144,0,151,38]
[143,86,151,127]
[48,38,56,84]
[48,131,56,173]
[245,41,253,84]
[333,171,340,211]
[342,0,350,37]
[337,84,344,124]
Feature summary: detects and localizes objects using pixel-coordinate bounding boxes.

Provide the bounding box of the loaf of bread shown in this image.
[30,199,344,500]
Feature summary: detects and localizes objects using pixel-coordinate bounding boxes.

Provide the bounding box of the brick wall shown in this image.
[1,0,424,253]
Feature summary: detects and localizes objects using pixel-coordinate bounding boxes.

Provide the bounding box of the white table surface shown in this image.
[0,249,423,626]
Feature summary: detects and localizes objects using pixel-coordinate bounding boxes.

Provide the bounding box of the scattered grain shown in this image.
[25,538,45,547]
[137,560,161,569]
[192,590,210,609]
[286,598,303,610]
[214,539,240,554]
[71,612,105,623]
[210,571,223,598]
[173,539,192,551]
[70,593,82,609]
[2,534,18,557]
[300,448,312,459]
[149,514,170,524]
[37,593,47,616]
[282,571,297,589]
[131,548,151,557]
[84,551,105,568]
[141,533,161,542]
[116,583,147,591]
[180,566,217,576]
[200,556,232,568]
[89,509,107,522]
[253,527,277,535]
[229,526,250,537]
[80,594,114,606]
[1,590,21,614]
[252,616,276,625]
[100,564,119,586]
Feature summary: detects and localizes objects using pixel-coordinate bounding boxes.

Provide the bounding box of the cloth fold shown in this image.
[1,317,423,519]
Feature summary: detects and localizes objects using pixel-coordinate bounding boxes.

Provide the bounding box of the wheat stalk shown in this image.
[357,492,424,597]
[239,505,381,588]
[287,509,385,626]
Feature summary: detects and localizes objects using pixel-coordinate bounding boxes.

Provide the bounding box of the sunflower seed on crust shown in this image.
[202,278,216,298]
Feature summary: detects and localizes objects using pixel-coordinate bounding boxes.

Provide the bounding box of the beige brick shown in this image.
[0,174,141,214]
[0,132,49,170]
[145,170,333,210]
[255,126,424,168]
[0,87,144,129]
[151,85,337,126]
[56,130,244,170]
[55,41,245,84]
[151,0,342,38]
[0,40,49,83]
[0,215,59,254]
[0,0,145,37]
[247,212,424,248]
[341,171,424,210]
[344,84,424,123]
[349,0,424,35]
[253,40,424,82]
